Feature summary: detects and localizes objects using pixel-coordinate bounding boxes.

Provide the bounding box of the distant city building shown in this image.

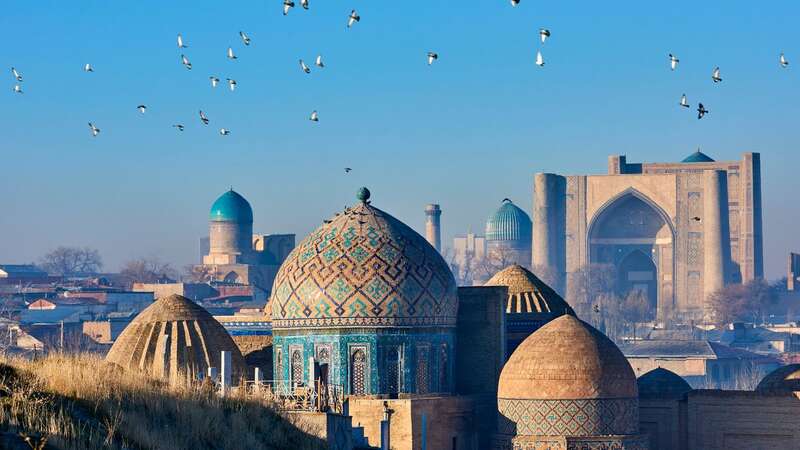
[424,203,442,252]
[789,252,800,291]
[0,264,52,285]
[197,189,294,293]
[533,151,764,322]
[452,230,486,285]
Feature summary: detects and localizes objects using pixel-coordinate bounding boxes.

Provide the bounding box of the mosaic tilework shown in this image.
[271,202,458,330]
[497,398,639,437]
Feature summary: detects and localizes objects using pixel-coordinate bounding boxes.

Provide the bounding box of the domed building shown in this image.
[106,294,246,384]
[496,314,648,449]
[485,199,532,270]
[637,367,691,400]
[270,188,458,396]
[484,264,574,358]
[199,189,294,291]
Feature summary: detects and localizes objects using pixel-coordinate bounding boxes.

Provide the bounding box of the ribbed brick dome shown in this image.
[106,294,246,383]
[485,264,573,315]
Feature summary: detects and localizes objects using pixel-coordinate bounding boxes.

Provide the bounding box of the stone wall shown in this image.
[282,411,353,450]
[685,390,800,450]
[231,334,273,374]
[347,396,478,450]
[639,397,686,450]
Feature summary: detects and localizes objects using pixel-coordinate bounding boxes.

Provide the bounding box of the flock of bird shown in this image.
[7,1,794,138]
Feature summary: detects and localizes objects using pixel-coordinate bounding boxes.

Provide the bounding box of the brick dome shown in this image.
[106,294,246,383]
[485,264,574,315]
[637,367,691,399]
[497,315,639,438]
[756,364,800,394]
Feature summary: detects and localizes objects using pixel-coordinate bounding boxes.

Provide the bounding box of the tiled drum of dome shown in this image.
[271,202,458,330]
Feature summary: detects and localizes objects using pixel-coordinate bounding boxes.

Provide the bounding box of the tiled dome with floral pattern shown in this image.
[270,189,458,330]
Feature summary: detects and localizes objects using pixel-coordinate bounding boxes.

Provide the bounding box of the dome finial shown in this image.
[356,186,371,203]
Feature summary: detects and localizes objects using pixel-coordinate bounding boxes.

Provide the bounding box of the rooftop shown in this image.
[681,150,715,163]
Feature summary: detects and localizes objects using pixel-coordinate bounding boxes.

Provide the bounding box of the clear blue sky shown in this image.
[1,0,797,279]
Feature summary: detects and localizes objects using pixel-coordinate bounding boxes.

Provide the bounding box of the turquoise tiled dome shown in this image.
[486,199,532,242]
[270,190,458,330]
[681,150,714,163]
[209,190,253,223]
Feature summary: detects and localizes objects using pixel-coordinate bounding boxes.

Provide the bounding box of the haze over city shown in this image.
[1,0,798,279]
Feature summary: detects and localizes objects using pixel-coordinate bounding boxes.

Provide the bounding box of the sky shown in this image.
[0,0,798,280]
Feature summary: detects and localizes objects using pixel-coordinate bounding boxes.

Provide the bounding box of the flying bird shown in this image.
[539,28,551,44]
[227,78,237,91]
[84,63,94,72]
[780,53,789,68]
[535,49,544,67]
[219,128,231,136]
[181,54,192,70]
[283,0,295,15]
[137,105,147,114]
[199,110,209,125]
[680,93,689,108]
[177,34,187,48]
[300,59,311,74]
[11,67,22,82]
[173,124,185,131]
[13,84,22,94]
[309,110,319,122]
[669,54,679,71]
[427,52,438,65]
[344,167,352,173]
[88,122,100,137]
[301,0,309,9]
[697,103,708,119]
[227,47,237,60]
[711,66,722,83]
[239,31,251,46]
[210,76,220,88]
[511,0,520,6]
[348,10,360,28]
[315,55,324,68]
[691,216,702,222]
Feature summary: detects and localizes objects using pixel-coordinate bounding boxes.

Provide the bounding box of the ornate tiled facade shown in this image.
[497,398,639,436]
[270,189,458,396]
[271,197,458,330]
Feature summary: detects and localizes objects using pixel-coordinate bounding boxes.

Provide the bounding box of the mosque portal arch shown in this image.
[587,189,675,321]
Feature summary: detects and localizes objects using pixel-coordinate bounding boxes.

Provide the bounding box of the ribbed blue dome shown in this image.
[486,200,532,242]
[209,190,253,223]
[682,150,714,163]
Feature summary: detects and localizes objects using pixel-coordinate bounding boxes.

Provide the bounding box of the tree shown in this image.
[530,264,560,291]
[566,263,617,318]
[39,246,103,275]
[621,290,653,324]
[184,264,213,283]
[706,279,779,326]
[120,258,178,286]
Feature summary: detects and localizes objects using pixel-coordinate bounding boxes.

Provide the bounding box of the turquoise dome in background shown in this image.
[209,190,253,223]
[486,199,532,242]
[682,150,715,163]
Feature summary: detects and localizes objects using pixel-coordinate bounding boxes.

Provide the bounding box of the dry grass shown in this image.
[0,353,326,450]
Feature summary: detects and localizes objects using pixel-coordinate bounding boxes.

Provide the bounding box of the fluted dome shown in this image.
[637,367,691,399]
[106,294,246,383]
[497,315,639,439]
[756,364,800,394]
[270,190,458,330]
[486,199,532,242]
[210,189,253,223]
[485,264,574,315]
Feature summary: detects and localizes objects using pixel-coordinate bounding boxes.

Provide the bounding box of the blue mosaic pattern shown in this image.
[271,202,458,330]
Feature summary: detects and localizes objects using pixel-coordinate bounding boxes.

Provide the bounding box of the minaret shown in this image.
[425,204,442,253]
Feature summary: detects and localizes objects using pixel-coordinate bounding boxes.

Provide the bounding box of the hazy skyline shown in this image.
[1,0,798,279]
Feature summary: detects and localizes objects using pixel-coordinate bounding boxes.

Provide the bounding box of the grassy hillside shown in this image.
[0,353,326,450]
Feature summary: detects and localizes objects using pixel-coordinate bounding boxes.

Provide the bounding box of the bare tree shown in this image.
[39,246,103,276]
[184,264,213,283]
[530,264,560,290]
[566,263,617,318]
[707,279,778,326]
[120,257,178,286]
